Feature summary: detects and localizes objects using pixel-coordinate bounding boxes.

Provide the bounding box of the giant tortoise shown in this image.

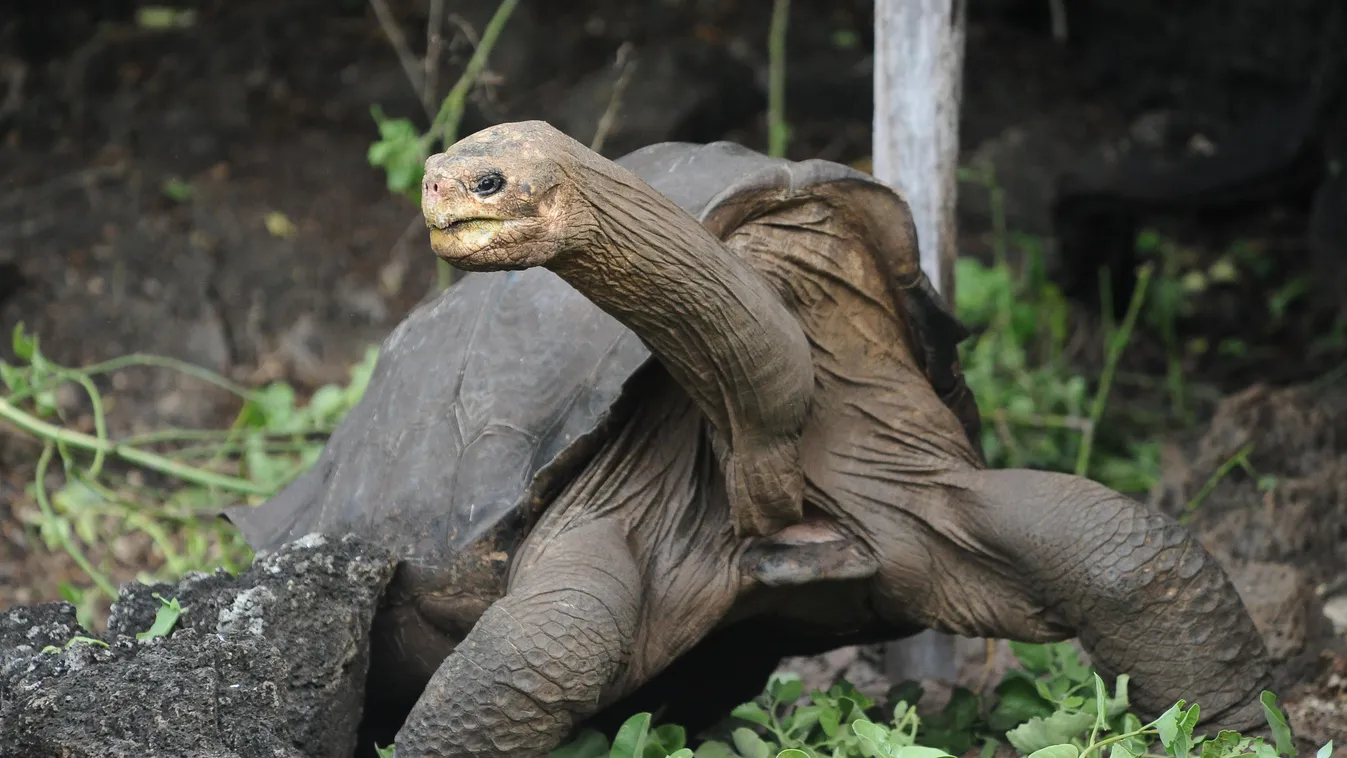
[228,121,1273,758]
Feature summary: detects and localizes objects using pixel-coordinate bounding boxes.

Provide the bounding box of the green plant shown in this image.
[1133,229,1196,424]
[538,642,1328,758]
[135,593,184,641]
[1,323,378,624]
[365,0,521,290]
[367,0,521,204]
[953,247,1158,494]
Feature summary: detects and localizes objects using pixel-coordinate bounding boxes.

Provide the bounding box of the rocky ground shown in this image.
[1,0,1346,754]
[0,533,396,758]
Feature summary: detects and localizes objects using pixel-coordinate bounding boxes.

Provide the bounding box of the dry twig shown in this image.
[429,0,520,150]
[368,0,432,121]
[423,0,445,115]
[589,43,637,154]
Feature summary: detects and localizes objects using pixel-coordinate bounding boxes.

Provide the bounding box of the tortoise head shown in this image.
[421,120,590,271]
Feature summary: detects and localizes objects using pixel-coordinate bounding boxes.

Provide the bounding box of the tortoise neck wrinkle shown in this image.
[551,166,763,432]
[547,158,813,458]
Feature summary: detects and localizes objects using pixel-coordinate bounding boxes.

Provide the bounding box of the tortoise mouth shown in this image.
[427,218,515,268]
[429,216,506,233]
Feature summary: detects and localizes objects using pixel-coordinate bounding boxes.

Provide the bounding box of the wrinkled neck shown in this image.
[545,158,810,449]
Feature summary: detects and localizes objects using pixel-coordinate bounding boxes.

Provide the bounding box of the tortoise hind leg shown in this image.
[393,519,643,758]
[870,467,1272,736]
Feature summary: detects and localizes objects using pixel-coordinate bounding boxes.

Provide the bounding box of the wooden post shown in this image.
[872,0,968,683]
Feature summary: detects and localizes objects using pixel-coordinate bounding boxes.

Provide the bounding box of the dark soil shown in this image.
[1,0,1345,751]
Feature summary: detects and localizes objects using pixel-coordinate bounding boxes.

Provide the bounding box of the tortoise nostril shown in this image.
[431,182,439,194]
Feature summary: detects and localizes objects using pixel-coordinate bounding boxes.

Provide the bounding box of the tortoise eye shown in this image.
[472,172,505,197]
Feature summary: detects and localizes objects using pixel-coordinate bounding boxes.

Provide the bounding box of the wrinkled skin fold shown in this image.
[420,122,815,539]
[389,131,1272,757]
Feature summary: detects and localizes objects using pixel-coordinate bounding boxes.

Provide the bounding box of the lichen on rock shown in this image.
[0,533,396,758]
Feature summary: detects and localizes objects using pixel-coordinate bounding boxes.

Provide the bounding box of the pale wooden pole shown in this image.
[872,0,968,683]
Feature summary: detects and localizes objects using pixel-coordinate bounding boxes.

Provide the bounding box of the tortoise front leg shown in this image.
[870,468,1273,735]
[393,520,642,758]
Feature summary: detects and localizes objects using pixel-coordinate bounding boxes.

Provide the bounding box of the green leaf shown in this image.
[1259,691,1295,757]
[784,704,823,735]
[768,672,805,705]
[367,105,430,200]
[730,728,771,758]
[0,360,26,392]
[1027,746,1080,758]
[651,725,686,754]
[305,384,349,425]
[374,742,395,757]
[1155,702,1198,758]
[819,703,842,738]
[1107,674,1131,718]
[919,687,981,756]
[892,748,957,758]
[1197,731,1242,758]
[1316,741,1333,758]
[989,673,1055,731]
[1051,643,1091,684]
[162,177,194,201]
[611,713,653,758]
[136,6,196,29]
[731,702,772,728]
[1154,701,1184,747]
[58,583,84,606]
[1174,713,1200,758]
[852,719,895,758]
[939,687,980,729]
[1009,641,1052,674]
[1107,713,1148,758]
[33,388,58,417]
[667,751,693,758]
[135,594,183,641]
[1092,674,1110,732]
[692,741,736,758]
[1005,711,1096,754]
[829,680,876,715]
[549,729,609,758]
[888,680,925,710]
[777,751,811,758]
[12,322,36,361]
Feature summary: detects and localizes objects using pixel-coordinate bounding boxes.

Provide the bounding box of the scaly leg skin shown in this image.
[876,468,1273,736]
[393,520,642,758]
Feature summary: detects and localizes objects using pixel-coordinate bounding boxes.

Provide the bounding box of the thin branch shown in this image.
[446,13,482,48]
[427,0,521,150]
[766,0,791,157]
[32,442,118,599]
[0,398,273,495]
[423,0,445,115]
[445,14,506,119]
[368,0,433,121]
[1048,0,1069,43]
[1075,263,1154,477]
[590,43,637,154]
[0,59,27,123]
